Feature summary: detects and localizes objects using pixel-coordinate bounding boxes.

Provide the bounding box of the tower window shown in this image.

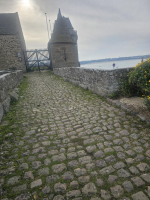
[63,49,67,61]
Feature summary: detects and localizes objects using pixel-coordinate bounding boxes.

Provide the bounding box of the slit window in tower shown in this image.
[64,49,67,61]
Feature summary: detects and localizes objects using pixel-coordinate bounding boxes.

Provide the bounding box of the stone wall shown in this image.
[0,70,23,123]
[0,34,26,72]
[53,67,133,97]
[50,43,79,69]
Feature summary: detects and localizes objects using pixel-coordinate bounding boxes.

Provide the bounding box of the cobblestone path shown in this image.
[0,71,150,200]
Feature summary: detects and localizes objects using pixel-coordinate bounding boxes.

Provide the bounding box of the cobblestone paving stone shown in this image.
[0,71,150,200]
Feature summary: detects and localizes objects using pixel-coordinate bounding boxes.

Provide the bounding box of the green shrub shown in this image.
[110,91,120,99]
[121,57,150,111]
[144,98,150,111]
[121,79,136,97]
[128,58,150,96]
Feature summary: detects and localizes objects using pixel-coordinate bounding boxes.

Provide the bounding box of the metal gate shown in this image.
[23,49,51,71]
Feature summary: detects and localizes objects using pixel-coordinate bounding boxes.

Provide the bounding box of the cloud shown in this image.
[0,0,150,60]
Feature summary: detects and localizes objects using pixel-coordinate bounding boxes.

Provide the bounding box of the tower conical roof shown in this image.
[57,8,62,19]
[50,10,77,44]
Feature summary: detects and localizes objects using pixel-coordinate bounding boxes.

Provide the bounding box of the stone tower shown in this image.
[48,9,79,69]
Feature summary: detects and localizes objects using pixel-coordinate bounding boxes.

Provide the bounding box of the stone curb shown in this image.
[106,98,150,126]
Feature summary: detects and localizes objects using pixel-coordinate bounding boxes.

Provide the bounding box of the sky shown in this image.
[0,0,150,61]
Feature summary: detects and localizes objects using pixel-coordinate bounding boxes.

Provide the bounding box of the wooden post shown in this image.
[23,51,28,72]
[36,49,40,71]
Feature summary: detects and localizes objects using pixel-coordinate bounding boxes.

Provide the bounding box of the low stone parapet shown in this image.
[53,67,133,97]
[0,70,23,123]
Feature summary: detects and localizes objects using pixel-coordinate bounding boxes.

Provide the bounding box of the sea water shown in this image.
[80,59,143,70]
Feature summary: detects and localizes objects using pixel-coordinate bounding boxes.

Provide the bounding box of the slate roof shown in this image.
[50,10,77,44]
[65,18,73,29]
[0,12,26,50]
[0,13,19,34]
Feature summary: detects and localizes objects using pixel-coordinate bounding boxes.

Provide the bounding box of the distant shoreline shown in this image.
[80,55,150,65]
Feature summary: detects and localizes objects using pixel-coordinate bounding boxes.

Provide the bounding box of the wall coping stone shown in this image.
[53,67,134,97]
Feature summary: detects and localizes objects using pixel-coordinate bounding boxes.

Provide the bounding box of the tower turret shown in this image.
[48,10,79,69]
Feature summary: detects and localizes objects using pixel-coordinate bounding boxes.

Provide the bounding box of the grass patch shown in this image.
[71,138,84,146]
[109,91,121,99]
[0,76,28,145]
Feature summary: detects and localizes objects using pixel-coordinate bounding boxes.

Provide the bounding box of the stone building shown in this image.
[0,12,26,71]
[48,9,79,69]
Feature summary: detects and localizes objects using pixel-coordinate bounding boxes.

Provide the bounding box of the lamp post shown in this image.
[49,20,52,36]
[45,13,50,40]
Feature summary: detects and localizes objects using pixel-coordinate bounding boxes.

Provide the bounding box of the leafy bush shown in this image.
[121,57,150,111]
[121,79,136,97]
[128,57,150,96]
[110,91,120,99]
[144,98,150,111]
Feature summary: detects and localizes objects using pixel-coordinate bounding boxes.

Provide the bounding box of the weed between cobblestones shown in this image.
[0,71,150,199]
